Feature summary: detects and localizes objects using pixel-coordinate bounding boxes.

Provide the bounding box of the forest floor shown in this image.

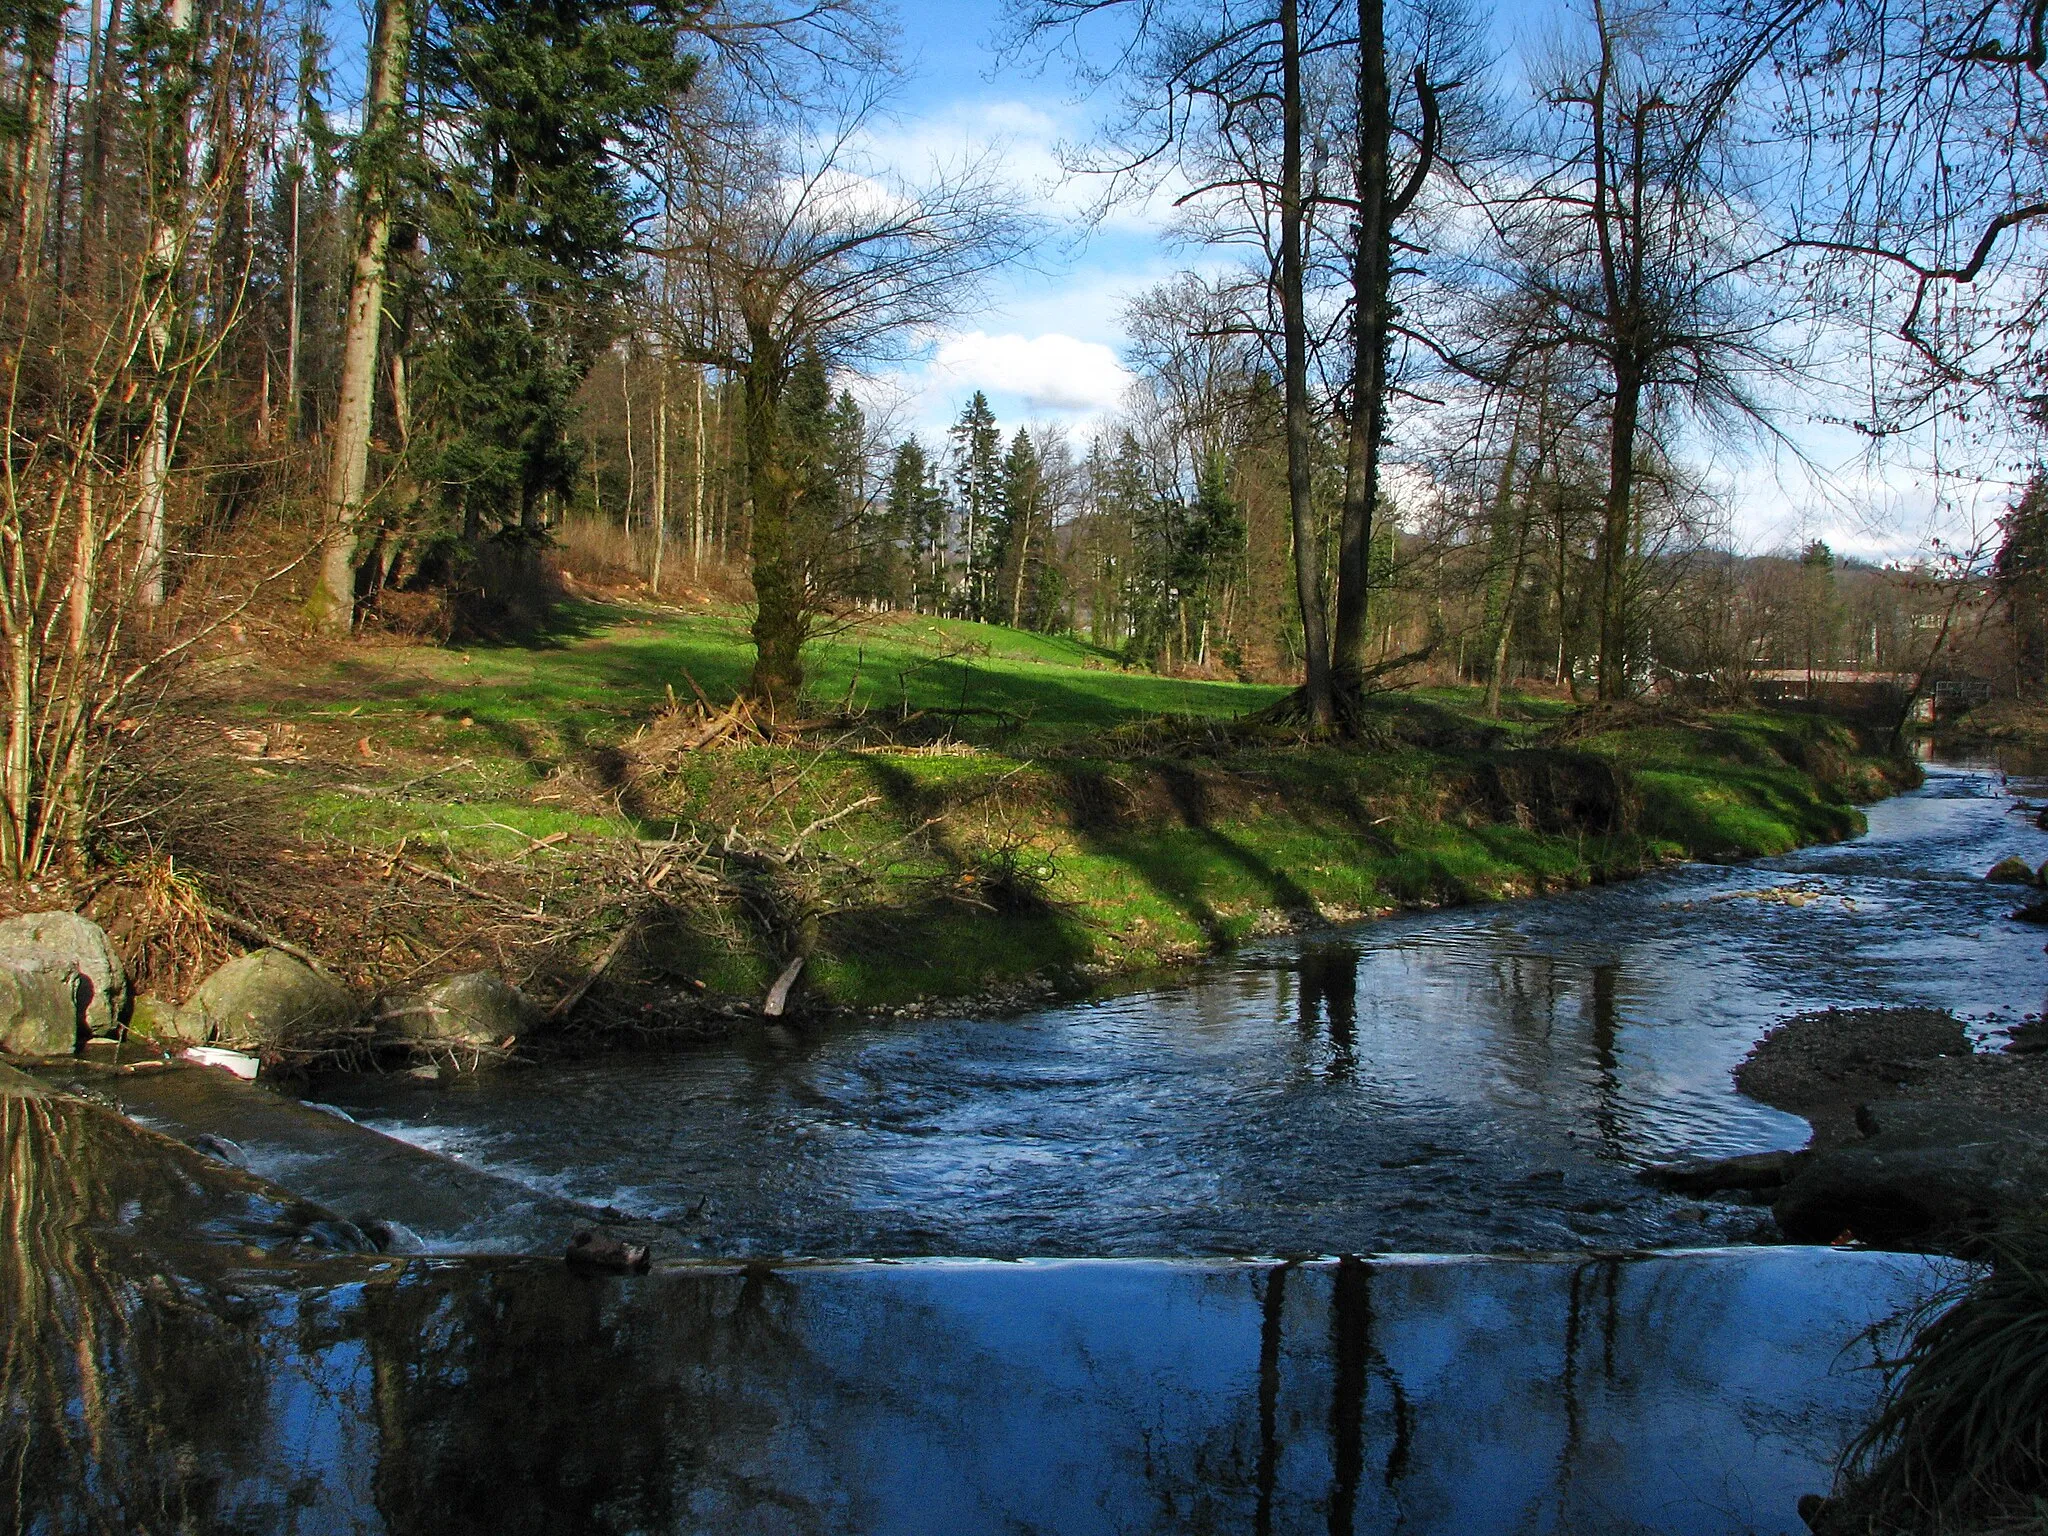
[86,597,1920,1044]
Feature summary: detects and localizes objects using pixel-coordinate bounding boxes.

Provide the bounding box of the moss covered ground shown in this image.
[161,600,1918,1020]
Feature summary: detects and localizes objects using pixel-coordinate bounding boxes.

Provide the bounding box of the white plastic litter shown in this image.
[180,1046,259,1081]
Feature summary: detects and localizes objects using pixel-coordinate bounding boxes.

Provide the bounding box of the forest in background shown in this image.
[7,0,2048,878]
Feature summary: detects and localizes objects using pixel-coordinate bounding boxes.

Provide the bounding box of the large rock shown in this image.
[1987,855,2038,884]
[127,992,208,1047]
[379,971,541,1048]
[0,910,126,1038]
[0,965,83,1056]
[179,949,357,1050]
[1772,1103,2048,1247]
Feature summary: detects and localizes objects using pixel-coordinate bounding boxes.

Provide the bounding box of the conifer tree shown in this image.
[889,439,951,614]
[1994,476,2048,697]
[413,0,694,542]
[949,391,1002,619]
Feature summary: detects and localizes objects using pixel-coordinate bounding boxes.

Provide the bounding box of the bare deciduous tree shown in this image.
[652,85,1027,707]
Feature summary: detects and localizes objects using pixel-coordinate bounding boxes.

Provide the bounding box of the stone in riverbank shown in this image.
[0,965,85,1056]
[178,949,358,1050]
[1734,1007,1971,1148]
[1638,1148,1807,1195]
[0,910,127,1046]
[1986,855,2039,884]
[1773,1104,2048,1246]
[377,971,541,1051]
[1739,1008,2048,1248]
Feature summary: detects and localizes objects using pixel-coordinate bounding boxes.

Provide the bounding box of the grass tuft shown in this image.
[1817,1221,2048,1534]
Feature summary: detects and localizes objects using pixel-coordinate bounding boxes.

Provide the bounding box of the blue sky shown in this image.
[855,0,1174,447]
[312,0,1999,556]
[860,0,2009,561]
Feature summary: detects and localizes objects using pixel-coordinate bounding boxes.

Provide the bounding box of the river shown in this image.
[9,758,2038,1535]
[313,760,2048,1258]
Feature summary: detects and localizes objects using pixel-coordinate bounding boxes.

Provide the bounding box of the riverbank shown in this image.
[1722,1007,2048,1250]
[59,601,1918,1060]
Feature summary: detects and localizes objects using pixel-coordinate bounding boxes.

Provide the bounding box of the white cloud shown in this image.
[854,95,1188,237]
[929,330,1133,412]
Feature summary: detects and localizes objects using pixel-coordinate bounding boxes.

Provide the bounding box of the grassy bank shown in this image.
[125,600,1918,1029]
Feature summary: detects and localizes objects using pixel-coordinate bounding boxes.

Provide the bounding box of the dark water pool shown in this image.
[313,762,2048,1258]
[0,1088,1950,1536]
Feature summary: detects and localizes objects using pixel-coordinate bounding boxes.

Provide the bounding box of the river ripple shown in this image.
[322,762,2048,1258]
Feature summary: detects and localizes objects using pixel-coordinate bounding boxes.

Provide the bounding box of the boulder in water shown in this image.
[127,992,206,1046]
[178,949,357,1050]
[565,1230,650,1273]
[1639,1148,1807,1194]
[1986,856,2037,884]
[377,971,541,1050]
[1773,1104,2048,1247]
[0,910,126,1039]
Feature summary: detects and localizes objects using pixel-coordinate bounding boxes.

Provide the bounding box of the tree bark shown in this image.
[1333,0,1390,685]
[1279,0,1334,728]
[1596,365,1640,700]
[652,347,668,594]
[691,366,705,572]
[136,0,197,611]
[743,323,802,708]
[312,0,409,631]
[1586,1,1640,702]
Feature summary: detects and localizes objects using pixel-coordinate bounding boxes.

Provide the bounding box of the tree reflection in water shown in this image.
[0,1088,339,1531]
[3,1083,1948,1535]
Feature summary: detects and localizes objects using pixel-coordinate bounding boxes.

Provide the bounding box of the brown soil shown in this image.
[1736,1006,2048,1147]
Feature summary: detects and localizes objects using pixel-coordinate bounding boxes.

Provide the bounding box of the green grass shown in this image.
[278,601,1283,747]
[221,602,1915,1013]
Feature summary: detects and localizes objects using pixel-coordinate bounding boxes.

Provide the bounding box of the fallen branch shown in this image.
[762,954,804,1017]
[548,923,637,1021]
[202,905,328,973]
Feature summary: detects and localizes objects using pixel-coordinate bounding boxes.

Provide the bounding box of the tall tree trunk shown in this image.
[1485,477,1540,721]
[285,165,302,438]
[1333,0,1390,685]
[1279,0,1334,728]
[1010,510,1032,628]
[743,326,802,708]
[312,0,409,631]
[691,366,705,572]
[136,0,197,611]
[82,0,121,254]
[1334,16,1438,688]
[12,33,58,281]
[621,356,637,537]
[651,349,668,593]
[1596,363,1640,700]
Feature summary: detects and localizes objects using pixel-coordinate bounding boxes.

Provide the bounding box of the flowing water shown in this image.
[316,760,2048,1258]
[13,758,2040,1534]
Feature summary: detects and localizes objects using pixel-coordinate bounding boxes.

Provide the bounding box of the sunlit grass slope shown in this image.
[222,601,1915,1013]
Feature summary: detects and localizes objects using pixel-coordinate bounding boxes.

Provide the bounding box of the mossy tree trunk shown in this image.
[742,319,803,710]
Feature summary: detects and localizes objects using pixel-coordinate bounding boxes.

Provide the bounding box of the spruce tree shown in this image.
[995,428,1044,628]
[889,439,950,614]
[948,391,1002,619]
[413,0,694,541]
[1995,474,2048,698]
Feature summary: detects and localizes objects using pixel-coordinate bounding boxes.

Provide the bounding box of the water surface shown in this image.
[320,762,2048,1257]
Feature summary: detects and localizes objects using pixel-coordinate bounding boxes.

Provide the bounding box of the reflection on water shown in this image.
[1,1093,1949,1536]
[0,1091,377,1532]
[313,764,2048,1258]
